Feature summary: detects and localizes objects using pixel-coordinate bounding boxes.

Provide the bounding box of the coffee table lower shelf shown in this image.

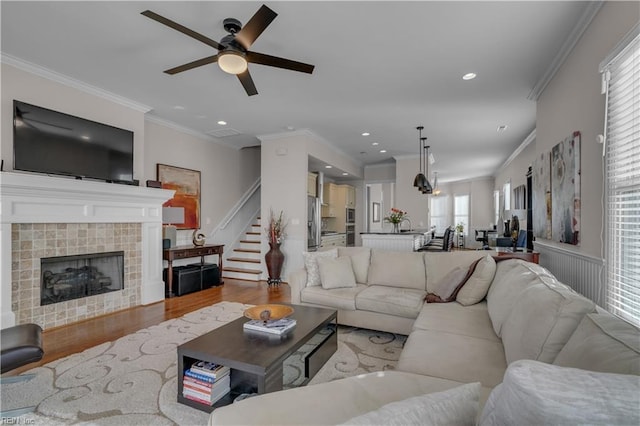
[176,306,337,413]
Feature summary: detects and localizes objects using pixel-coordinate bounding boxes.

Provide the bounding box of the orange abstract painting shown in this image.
[157,164,201,229]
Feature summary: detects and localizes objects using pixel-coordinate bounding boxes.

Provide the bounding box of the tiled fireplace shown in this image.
[1,172,174,329]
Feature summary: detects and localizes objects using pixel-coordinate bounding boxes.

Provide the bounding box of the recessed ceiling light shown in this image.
[286,126,295,131]
[325,165,333,169]
[362,132,370,136]
[462,73,477,80]
[217,120,227,125]
[342,172,349,176]
[173,105,185,110]
[497,125,508,132]
[81,135,90,140]
[379,149,387,153]
[372,142,379,146]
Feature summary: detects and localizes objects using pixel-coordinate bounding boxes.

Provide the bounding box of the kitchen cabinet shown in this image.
[307,173,317,197]
[345,185,355,208]
[321,183,340,218]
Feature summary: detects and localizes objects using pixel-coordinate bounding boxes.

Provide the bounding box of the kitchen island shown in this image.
[360,231,430,251]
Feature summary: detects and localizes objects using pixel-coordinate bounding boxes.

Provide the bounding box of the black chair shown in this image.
[419,227,453,252]
[1,323,44,417]
[475,230,490,250]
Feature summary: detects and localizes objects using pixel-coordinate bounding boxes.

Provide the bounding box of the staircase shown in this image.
[222,217,263,281]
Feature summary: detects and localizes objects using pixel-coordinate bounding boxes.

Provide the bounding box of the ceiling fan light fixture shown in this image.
[218,50,248,74]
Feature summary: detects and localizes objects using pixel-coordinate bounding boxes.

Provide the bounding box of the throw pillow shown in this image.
[317,256,357,289]
[302,249,338,287]
[456,254,497,306]
[479,360,640,426]
[340,382,481,426]
[425,257,482,303]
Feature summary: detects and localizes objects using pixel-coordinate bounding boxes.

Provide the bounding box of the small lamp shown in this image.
[162,207,185,248]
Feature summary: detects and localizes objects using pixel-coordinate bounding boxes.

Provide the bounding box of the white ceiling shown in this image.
[1,1,596,182]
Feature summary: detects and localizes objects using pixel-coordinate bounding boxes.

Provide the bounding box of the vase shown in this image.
[392,223,400,233]
[265,242,284,286]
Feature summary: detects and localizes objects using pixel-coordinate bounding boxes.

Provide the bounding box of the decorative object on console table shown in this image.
[192,229,206,246]
[265,210,287,286]
[157,163,201,229]
[162,206,185,249]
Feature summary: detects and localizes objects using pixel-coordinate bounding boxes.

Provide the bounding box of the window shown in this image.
[454,194,469,236]
[503,181,511,211]
[602,32,639,326]
[430,195,450,234]
[494,190,500,226]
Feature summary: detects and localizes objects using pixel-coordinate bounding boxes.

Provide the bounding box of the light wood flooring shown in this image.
[13,279,290,374]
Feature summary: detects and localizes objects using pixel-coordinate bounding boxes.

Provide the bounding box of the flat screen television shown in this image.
[13,100,134,183]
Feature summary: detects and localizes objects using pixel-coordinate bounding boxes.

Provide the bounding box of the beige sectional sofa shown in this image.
[210,248,640,425]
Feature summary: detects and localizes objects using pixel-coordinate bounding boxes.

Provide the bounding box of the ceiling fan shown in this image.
[141,4,315,96]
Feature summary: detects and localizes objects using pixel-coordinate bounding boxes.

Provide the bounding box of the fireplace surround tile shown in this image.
[12,222,142,329]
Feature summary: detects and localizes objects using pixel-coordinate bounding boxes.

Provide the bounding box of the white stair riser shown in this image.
[233,251,261,261]
[226,260,261,268]
[223,271,261,281]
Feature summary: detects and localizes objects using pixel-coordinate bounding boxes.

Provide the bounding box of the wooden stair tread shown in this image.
[246,232,260,235]
[234,248,260,253]
[223,267,262,274]
[228,257,261,263]
[240,240,260,244]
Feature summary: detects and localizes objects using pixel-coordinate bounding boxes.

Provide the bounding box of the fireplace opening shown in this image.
[40,251,124,305]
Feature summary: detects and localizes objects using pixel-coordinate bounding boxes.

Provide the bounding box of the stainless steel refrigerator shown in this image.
[307,195,321,251]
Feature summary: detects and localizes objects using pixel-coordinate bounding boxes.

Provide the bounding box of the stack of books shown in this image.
[182,361,231,406]
[243,318,297,335]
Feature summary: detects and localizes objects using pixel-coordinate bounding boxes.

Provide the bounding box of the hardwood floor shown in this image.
[14,279,290,374]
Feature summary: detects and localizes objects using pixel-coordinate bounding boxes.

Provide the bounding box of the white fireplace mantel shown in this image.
[0,172,174,327]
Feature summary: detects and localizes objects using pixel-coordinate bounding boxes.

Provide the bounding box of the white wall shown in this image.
[536,1,637,258]
[394,156,430,229]
[144,120,261,244]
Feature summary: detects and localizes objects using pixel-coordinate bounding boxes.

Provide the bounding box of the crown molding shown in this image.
[527,1,604,101]
[494,129,536,177]
[2,53,152,113]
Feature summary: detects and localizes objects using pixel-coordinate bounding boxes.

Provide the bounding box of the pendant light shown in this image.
[421,142,433,194]
[413,126,427,190]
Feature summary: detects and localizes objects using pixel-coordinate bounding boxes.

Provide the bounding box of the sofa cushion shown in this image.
[317,256,357,289]
[500,280,596,364]
[338,247,371,283]
[367,250,426,290]
[412,301,500,342]
[456,255,496,306]
[479,360,640,426]
[486,260,557,336]
[340,382,481,426]
[300,284,367,310]
[553,312,640,375]
[426,266,469,303]
[397,329,507,388]
[302,249,338,287]
[423,251,489,293]
[356,285,426,319]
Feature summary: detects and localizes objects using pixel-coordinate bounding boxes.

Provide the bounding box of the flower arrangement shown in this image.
[265,209,287,245]
[384,208,408,224]
[455,222,465,233]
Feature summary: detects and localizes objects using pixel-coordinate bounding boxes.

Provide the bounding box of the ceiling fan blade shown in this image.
[235,4,278,50]
[247,51,315,74]
[141,10,223,51]
[237,69,258,96]
[164,55,219,75]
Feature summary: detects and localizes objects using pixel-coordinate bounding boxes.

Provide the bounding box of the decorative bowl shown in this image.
[244,304,294,322]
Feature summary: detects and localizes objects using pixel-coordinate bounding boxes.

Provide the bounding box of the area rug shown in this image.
[1,302,406,425]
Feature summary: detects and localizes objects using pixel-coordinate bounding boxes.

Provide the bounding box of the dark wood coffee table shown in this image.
[177,304,337,412]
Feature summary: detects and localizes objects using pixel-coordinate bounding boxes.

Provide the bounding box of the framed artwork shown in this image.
[551,131,581,245]
[372,202,381,223]
[157,164,201,229]
[532,151,551,239]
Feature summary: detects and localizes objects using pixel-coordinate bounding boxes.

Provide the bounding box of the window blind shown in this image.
[603,33,640,327]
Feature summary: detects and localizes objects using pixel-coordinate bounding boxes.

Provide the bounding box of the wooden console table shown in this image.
[163,244,224,297]
[494,247,539,264]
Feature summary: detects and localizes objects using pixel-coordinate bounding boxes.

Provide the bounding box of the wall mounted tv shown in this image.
[13,100,134,183]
